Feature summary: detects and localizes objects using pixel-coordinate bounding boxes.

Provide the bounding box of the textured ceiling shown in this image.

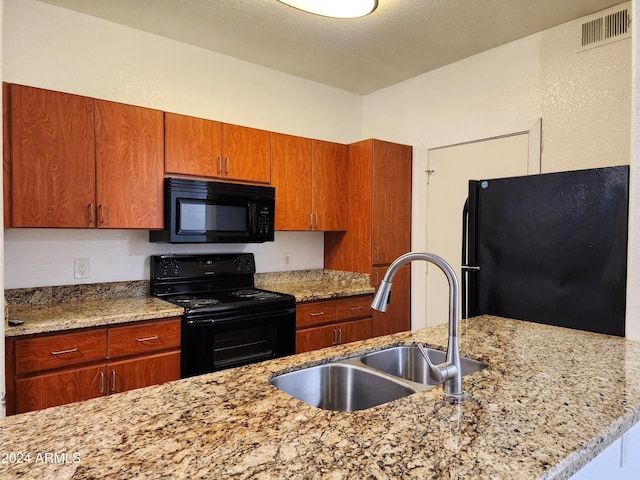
[39,0,626,94]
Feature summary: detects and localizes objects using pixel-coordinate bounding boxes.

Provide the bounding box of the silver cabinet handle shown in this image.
[88,204,95,225]
[314,214,319,230]
[111,370,116,393]
[310,312,325,317]
[332,328,337,346]
[51,347,78,356]
[217,156,223,174]
[337,328,342,345]
[309,213,313,230]
[100,371,105,394]
[136,335,159,343]
[225,157,229,175]
[350,306,364,311]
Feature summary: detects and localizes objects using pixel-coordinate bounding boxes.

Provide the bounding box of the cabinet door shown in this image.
[339,318,373,345]
[296,324,337,354]
[165,112,223,178]
[4,83,12,227]
[10,84,95,227]
[312,140,347,231]
[108,351,180,394]
[272,133,312,230]
[15,364,106,414]
[372,265,411,337]
[222,124,271,184]
[371,140,412,265]
[95,100,164,228]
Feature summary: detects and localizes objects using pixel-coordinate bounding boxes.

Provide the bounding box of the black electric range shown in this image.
[150,253,296,377]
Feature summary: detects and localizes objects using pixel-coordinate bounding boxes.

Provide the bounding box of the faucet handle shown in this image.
[417,343,458,384]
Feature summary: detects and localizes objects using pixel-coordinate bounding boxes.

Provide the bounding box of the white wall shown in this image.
[361,12,633,333]
[2,0,364,288]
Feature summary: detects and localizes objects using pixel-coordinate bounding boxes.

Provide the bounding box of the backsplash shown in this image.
[5,281,149,307]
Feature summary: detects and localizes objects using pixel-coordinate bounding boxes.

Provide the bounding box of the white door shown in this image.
[422,122,541,327]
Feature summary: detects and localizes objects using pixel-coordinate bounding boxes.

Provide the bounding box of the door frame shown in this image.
[411,119,542,330]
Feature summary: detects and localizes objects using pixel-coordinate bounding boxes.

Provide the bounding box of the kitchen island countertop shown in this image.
[1,315,639,479]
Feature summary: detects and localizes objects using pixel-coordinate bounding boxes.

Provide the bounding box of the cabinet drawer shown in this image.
[336,295,373,320]
[296,300,337,328]
[15,329,107,375]
[108,318,181,358]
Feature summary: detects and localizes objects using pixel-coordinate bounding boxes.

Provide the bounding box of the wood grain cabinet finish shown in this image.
[5,84,164,229]
[165,112,271,184]
[272,133,347,231]
[372,265,411,336]
[9,84,96,227]
[324,139,412,335]
[107,351,181,394]
[95,100,164,229]
[7,318,181,415]
[295,295,373,353]
[15,329,107,375]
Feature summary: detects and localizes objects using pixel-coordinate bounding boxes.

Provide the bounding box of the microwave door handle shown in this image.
[249,202,257,234]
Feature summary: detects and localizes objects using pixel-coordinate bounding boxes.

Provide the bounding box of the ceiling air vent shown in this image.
[578,2,631,52]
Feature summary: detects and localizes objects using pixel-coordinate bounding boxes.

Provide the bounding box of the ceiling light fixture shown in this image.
[277,0,378,19]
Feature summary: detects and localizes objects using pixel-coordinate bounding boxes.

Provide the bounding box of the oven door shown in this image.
[181,306,296,378]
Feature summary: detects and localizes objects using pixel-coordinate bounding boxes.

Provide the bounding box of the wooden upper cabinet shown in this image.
[10,84,96,227]
[95,100,164,229]
[272,133,347,231]
[312,139,347,231]
[165,112,271,184]
[272,133,313,230]
[4,83,12,228]
[222,123,271,184]
[165,112,222,178]
[371,140,412,265]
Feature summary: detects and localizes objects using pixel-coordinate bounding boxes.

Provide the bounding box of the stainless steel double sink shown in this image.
[270,345,487,411]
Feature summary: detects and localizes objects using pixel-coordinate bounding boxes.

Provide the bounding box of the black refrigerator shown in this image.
[463,165,629,336]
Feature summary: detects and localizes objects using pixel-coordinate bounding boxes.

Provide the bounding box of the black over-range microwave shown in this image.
[149,178,275,243]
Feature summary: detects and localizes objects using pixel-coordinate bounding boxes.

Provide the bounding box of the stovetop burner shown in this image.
[232,289,281,300]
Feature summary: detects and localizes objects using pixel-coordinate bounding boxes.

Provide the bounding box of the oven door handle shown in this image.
[185,306,296,326]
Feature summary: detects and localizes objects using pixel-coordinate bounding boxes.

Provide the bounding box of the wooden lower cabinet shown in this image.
[108,351,180,394]
[296,295,373,354]
[15,365,105,414]
[7,317,181,415]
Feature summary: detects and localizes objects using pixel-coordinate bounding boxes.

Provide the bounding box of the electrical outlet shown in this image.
[74,258,90,279]
[283,252,292,269]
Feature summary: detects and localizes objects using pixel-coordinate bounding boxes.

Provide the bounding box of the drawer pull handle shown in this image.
[310,312,325,317]
[349,306,364,311]
[136,335,159,343]
[100,371,105,394]
[51,347,78,356]
[111,370,117,392]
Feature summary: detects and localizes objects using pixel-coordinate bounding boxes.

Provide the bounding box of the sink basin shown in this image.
[361,346,487,385]
[270,363,415,411]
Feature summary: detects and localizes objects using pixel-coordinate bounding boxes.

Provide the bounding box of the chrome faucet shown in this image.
[371,252,464,398]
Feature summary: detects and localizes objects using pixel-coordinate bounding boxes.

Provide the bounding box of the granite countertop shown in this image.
[256,269,375,302]
[4,270,373,338]
[4,297,184,337]
[2,315,639,479]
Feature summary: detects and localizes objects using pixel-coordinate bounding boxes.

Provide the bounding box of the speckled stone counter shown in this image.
[4,281,183,337]
[256,269,374,302]
[2,315,639,479]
